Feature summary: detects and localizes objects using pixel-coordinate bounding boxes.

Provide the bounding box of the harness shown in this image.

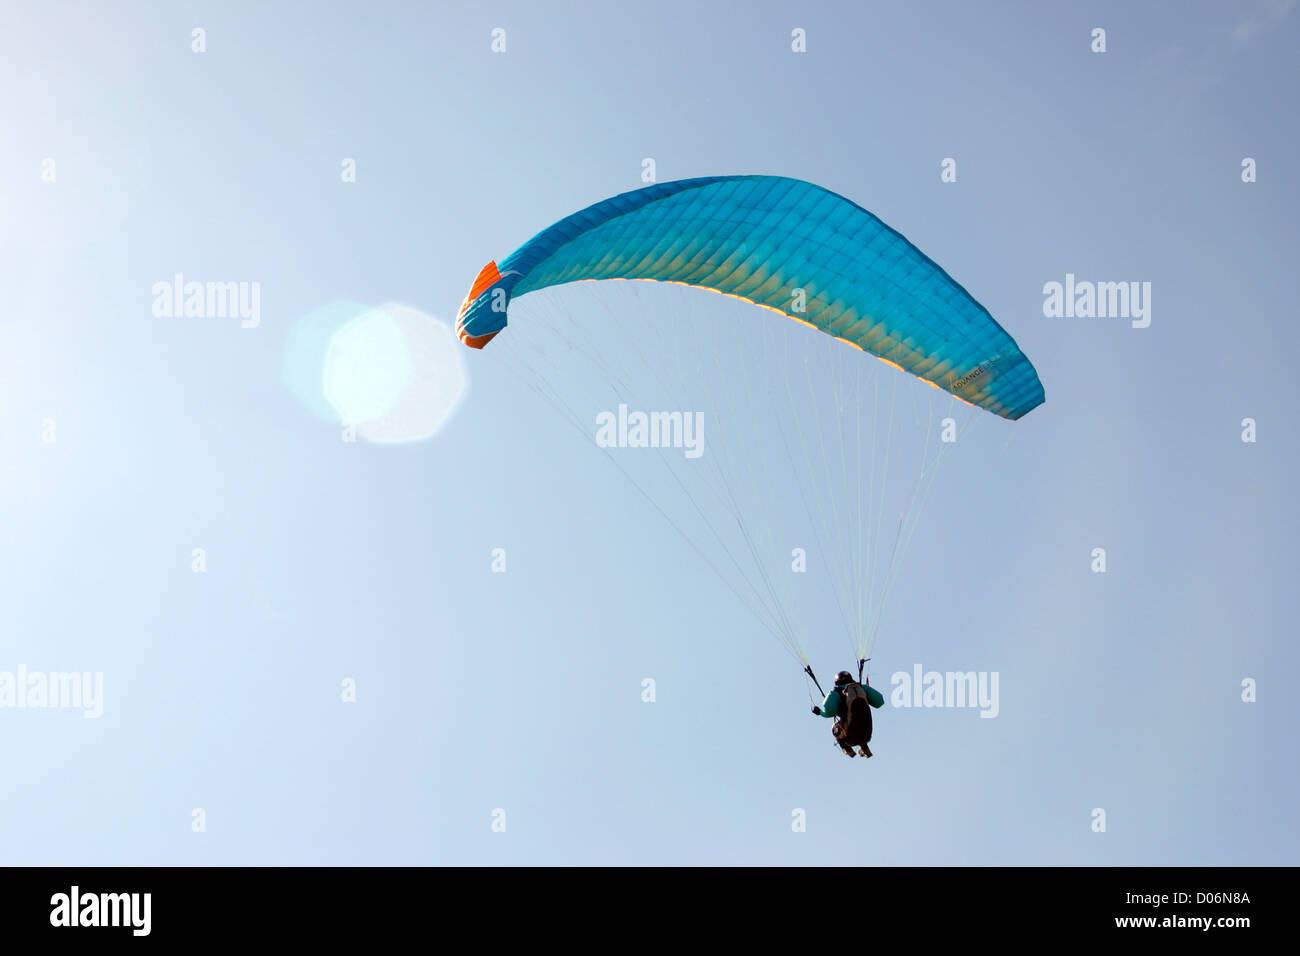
[832,681,869,738]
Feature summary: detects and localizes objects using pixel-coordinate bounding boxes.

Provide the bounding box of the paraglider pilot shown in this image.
[813,670,881,758]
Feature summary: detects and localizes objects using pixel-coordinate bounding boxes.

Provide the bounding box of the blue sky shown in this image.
[1,1,1295,865]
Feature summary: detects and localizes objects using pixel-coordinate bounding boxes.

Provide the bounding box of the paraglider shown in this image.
[457,175,1044,758]
[457,175,1044,420]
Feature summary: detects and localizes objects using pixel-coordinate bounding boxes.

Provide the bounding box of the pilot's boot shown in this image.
[858,745,873,758]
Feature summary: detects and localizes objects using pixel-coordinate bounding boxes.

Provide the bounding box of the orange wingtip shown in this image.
[458,329,500,349]
[458,261,502,318]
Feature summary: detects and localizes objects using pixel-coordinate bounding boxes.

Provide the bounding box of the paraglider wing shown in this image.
[457,175,1043,420]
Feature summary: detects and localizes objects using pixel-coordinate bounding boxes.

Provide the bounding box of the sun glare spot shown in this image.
[283,301,467,443]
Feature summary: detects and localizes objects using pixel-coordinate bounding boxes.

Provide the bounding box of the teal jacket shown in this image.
[818,682,884,717]
[817,688,847,718]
